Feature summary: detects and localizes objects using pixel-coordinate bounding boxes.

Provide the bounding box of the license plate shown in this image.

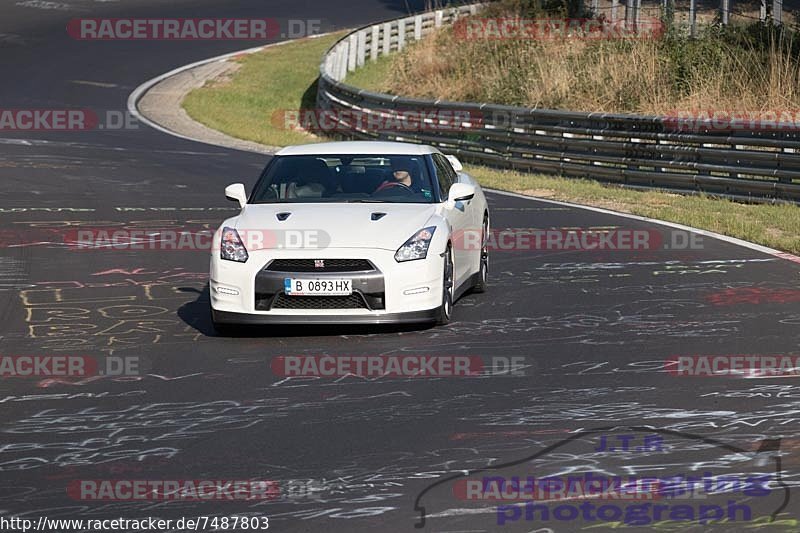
[284,278,352,296]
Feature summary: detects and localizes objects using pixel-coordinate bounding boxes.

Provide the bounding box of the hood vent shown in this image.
[276,212,291,221]
[371,212,387,221]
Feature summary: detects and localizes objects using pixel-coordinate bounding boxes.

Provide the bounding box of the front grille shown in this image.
[264,259,374,273]
[272,293,368,310]
[255,291,385,311]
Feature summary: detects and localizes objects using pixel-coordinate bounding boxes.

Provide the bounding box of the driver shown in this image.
[374,160,414,193]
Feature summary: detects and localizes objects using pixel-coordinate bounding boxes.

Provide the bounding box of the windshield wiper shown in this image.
[345,199,385,203]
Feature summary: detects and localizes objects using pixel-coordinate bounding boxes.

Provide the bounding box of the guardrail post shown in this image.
[331,45,339,80]
[356,30,367,67]
[773,0,783,24]
[781,148,793,183]
[689,0,697,37]
[340,46,349,80]
[414,15,423,41]
[397,19,406,50]
[370,26,380,60]
[382,22,392,55]
[347,33,357,72]
[327,48,336,80]
[435,10,444,28]
[635,0,642,27]
[625,0,633,28]
[720,0,730,24]
[334,46,343,80]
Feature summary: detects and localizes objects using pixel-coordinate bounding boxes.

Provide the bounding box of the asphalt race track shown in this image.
[2,1,800,532]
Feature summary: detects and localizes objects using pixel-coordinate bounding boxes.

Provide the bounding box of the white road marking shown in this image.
[15,0,72,10]
[487,189,800,265]
[69,80,118,88]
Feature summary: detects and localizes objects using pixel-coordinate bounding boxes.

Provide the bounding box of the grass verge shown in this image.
[468,166,800,253]
[182,28,800,254]
[183,32,346,147]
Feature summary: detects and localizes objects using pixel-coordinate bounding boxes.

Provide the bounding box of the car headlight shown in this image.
[220,227,248,263]
[395,226,436,262]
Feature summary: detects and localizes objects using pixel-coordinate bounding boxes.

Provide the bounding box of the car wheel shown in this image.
[436,246,454,325]
[472,214,489,293]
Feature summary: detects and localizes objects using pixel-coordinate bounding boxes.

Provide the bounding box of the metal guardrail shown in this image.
[317,4,800,202]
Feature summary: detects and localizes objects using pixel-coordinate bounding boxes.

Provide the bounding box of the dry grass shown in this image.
[358,21,800,115]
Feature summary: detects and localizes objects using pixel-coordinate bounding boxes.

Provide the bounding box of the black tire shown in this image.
[436,246,454,325]
[472,214,489,293]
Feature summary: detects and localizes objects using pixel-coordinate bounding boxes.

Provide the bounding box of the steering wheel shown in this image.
[375,181,415,195]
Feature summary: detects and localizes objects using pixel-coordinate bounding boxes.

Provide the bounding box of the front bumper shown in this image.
[211,308,439,325]
[210,248,443,324]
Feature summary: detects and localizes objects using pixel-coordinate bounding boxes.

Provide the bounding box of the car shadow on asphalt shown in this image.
[177,284,437,338]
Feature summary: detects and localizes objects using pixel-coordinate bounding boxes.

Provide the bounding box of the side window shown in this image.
[432,154,457,200]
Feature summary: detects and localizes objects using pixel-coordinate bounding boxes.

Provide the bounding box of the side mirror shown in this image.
[225,183,247,208]
[445,154,463,172]
[445,182,476,209]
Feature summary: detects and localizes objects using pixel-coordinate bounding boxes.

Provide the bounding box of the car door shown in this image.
[432,153,473,286]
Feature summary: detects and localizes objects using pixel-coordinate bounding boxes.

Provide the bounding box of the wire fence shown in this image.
[591,0,800,35]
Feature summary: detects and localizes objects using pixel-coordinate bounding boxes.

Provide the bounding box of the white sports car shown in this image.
[209,141,489,331]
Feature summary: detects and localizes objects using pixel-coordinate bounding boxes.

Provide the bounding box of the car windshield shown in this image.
[250,154,436,204]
